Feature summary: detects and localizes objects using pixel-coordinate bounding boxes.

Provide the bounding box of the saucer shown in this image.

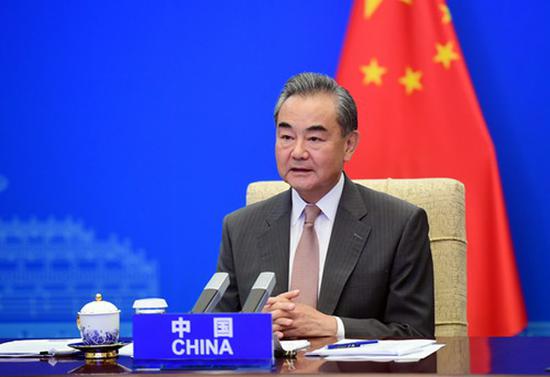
[68,342,129,359]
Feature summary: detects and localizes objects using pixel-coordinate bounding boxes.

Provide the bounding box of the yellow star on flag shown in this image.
[440,4,452,24]
[400,0,413,5]
[364,0,383,19]
[365,0,382,18]
[434,41,460,69]
[399,67,422,95]
[360,59,387,86]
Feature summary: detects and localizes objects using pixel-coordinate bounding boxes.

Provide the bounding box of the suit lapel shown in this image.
[318,178,371,314]
[257,190,292,296]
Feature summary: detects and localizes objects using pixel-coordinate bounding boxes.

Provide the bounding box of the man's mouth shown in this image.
[289,168,312,173]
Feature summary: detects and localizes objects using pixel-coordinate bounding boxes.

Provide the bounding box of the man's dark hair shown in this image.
[273,72,358,136]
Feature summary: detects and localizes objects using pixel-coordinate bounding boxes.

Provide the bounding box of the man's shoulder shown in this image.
[224,189,290,226]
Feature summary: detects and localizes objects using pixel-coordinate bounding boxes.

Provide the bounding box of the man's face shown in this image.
[275,93,359,203]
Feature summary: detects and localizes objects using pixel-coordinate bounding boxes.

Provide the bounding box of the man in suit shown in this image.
[216,73,434,339]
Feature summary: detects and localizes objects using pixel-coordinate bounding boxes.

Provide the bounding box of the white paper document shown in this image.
[280,339,310,352]
[323,344,445,362]
[306,339,444,362]
[118,342,134,357]
[0,339,81,357]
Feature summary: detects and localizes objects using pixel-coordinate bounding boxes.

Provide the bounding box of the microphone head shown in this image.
[241,272,276,313]
[251,272,276,292]
[190,272,230,313]
[205,272,230,291]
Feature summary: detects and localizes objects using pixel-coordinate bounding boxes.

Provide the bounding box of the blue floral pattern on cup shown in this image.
[81,326,119,345]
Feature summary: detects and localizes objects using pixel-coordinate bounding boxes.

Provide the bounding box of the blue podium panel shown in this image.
[133,313,273,369]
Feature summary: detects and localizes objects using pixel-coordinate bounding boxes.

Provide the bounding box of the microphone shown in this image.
[241,272,276,313]
[190,272,230,313]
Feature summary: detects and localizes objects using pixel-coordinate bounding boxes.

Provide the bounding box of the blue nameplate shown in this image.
[133,313,273,369]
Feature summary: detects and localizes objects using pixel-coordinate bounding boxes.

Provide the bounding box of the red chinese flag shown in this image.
[337,0,526,336]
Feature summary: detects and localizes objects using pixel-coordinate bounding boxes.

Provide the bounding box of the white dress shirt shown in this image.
[289,172,346,338]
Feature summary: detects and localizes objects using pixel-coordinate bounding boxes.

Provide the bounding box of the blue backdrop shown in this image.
[1,0,549,337]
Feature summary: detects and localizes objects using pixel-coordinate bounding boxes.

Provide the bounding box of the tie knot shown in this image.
[303,204,321,226]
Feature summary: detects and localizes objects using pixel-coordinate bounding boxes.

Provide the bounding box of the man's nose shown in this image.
[291,139,309,159]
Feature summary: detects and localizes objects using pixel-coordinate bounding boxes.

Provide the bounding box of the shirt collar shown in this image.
[291,172,345,225]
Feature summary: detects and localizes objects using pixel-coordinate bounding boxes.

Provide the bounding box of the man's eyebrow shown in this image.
[276,123,328,132]
[306,125,328,132]
[277,122,292,129]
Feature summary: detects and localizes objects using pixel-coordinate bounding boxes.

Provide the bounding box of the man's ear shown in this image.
[344,131,360,162]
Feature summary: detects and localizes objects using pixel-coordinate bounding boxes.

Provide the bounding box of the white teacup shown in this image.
[77,293,120,345]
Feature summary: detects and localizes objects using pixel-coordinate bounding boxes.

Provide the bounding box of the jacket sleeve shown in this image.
[215,214,242,312]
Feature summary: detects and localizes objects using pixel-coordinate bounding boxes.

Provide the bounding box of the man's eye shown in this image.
[280,135,293,140]
[309,137,323,142]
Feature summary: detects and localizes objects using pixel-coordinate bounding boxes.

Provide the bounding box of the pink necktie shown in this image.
[291,204,322,308]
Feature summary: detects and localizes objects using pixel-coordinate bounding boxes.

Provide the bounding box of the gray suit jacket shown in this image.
[216,176,434,338]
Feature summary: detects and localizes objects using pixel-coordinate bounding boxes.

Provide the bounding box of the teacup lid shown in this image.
[79,293,120,315]
[132,298,168,310]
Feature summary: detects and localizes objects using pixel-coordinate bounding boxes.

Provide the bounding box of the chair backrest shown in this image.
[246,177,467,336]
